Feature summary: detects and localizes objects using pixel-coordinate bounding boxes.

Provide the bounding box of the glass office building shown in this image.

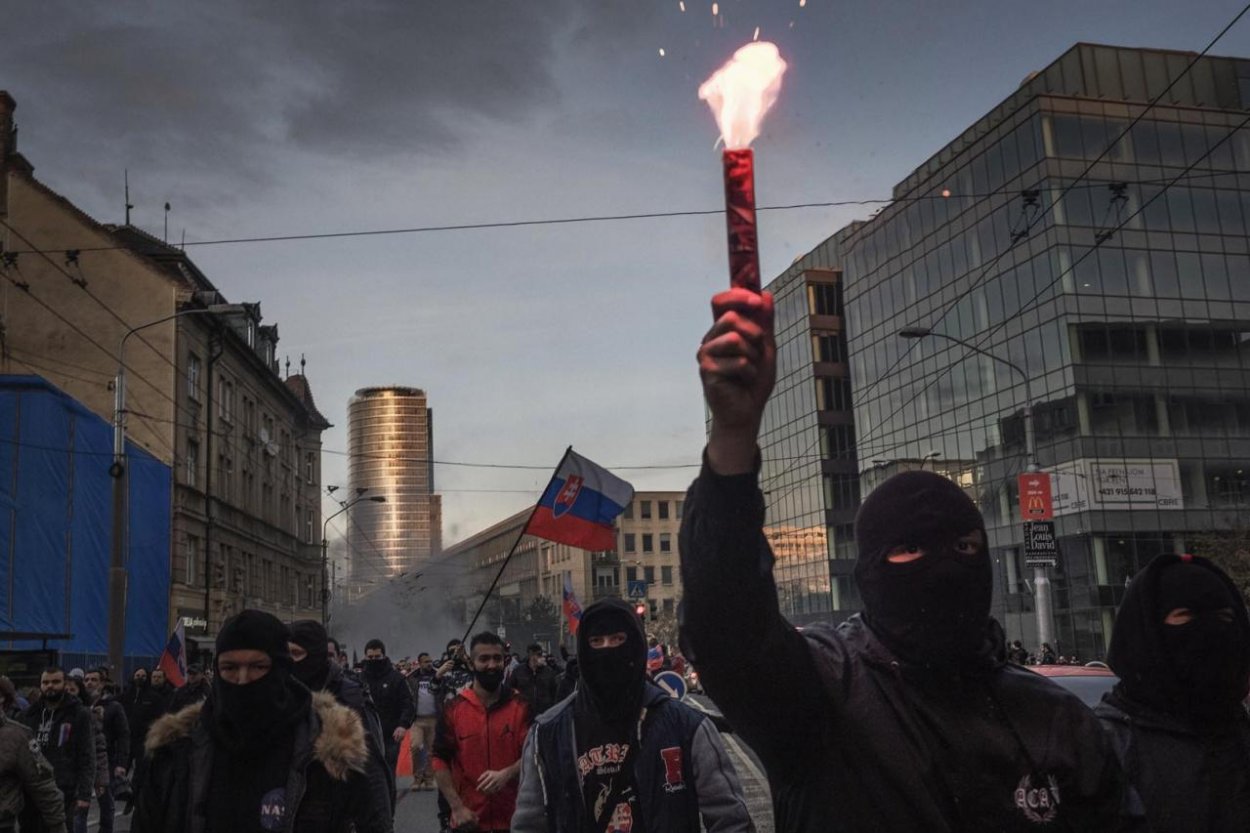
[758,232,861,626]
[839,43,1250,658]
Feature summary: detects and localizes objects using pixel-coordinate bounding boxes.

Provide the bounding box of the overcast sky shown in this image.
[5,0,1250,545]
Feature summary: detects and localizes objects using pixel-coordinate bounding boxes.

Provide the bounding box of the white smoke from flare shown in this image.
[698,42,787,150]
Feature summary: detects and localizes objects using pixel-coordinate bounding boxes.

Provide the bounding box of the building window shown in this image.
[658,501,669,520]
[816,377,854,411]
[813,334,842,363]
[624,533,636,553]
[186,440,199,487]
[218,377,234,422]
[626,566,638,582]
[676,501,683,520]
[644,566,656,584]
[808,283,842,316]
[185,536,200,586]
[642,534,654,553]
[663,598,675,613]
[659,532,672,553]
[822,425,856,459]
[823,474,861,511]
[187,354,201,401]
[661,565,673,585]
[640,501,652,519]
[623,501,633,520]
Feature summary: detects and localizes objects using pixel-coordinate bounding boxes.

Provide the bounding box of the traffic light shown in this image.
[635,603,647,622]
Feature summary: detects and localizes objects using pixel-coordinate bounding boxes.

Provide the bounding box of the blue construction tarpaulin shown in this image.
[0,375,171,662]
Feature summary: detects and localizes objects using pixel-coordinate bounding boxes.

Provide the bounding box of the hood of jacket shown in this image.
[145,691,367,781]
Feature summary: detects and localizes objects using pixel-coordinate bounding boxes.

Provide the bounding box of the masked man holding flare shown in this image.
[679,287,1145,832]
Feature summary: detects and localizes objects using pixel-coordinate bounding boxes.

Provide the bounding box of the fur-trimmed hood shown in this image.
[145,690,367,780]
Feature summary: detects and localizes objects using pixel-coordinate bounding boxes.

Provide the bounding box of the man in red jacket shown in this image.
[432,631,530,833]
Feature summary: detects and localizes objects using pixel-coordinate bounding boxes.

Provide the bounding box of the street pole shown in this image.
[322,492,385,626]
[109,303,247,675]
[898,328,1055,650]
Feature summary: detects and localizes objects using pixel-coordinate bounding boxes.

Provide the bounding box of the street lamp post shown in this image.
[321,492,386,625]
[898,326,1053,650]
[110,302,247,676]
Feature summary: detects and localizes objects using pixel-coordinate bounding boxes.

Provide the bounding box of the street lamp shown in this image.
[897,326,1053,649]
[322,492,386,624]
[109,302,248,676]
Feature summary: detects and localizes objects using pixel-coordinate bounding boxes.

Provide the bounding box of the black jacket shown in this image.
[361,659,415,737]
[89,693,130,771]
[678,462,1144,832]
[1096,692,1250,832]
[124,683,169,762]
[323,661,394,816]
[510,662,560,719]
[166,679,211,715]
[20,695,96,802]
[131,691,392,833]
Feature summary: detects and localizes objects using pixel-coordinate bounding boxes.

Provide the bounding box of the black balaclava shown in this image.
[289,619,331,691]
[209,609,308,753]
[1108,554,1250,725]
[576,599,648,723]
[854,470,992,667]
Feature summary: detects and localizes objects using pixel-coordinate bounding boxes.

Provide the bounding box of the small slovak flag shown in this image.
[157,619,187,688]
[562,573,584,636]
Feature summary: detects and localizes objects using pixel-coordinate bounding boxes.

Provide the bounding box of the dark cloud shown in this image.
[0,1,607,207]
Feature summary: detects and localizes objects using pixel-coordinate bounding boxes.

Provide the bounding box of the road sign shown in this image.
[627,579,648,599]
[654,670,687,700]
[1023,520,1059,567]
[1018,472,1054,521]
[496,625,507,639]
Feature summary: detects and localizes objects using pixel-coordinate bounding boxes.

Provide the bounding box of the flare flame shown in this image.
[698,42,787,150]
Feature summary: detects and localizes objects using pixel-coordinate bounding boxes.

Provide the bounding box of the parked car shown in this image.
[1028,664,1117,709]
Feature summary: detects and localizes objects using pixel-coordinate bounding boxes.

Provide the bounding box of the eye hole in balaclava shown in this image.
[1109,554,1250,722]
[853,471,992,666]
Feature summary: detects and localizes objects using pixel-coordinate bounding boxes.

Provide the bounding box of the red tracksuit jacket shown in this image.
[432,685,530,830]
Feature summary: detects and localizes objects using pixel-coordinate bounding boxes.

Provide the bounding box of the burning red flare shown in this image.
[700,42,787,293]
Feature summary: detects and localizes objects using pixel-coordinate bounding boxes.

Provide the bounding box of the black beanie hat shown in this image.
[288,619,327,657]
[216,610,292,667]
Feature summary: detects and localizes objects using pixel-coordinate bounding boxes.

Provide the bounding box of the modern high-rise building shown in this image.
[839,43,1250,658]
[347,386,442,583]
[755,43,1250,655]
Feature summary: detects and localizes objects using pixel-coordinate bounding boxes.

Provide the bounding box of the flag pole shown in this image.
[460,446,573,647]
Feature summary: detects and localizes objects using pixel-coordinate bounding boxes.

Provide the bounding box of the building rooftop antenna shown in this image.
[163,202,171,243]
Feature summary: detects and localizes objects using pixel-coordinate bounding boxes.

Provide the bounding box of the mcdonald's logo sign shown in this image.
[1018,473,1054,521]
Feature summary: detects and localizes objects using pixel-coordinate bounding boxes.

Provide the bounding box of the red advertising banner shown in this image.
[1018,472,1054,521]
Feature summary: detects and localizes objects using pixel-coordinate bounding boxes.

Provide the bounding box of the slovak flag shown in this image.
[525,450,634,552]
[157,620,187,688]
[562,573,584,636]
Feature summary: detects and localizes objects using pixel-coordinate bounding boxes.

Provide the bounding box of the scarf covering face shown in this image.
[1108,554,1250,725]
[576,599,648,724]
[854,470,992,667]
[288,619,331,691]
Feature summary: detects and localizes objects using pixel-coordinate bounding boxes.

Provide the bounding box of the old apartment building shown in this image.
[0,91,329,654]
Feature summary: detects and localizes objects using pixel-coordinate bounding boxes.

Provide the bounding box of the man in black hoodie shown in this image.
[21,666,95,826]
[1096,553,1250,831]
[680,287,1144,832]
[361,639,416,783]
[514,599,755,833]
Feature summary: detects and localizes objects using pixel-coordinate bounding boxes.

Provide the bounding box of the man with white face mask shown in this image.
[679,287,1145,832]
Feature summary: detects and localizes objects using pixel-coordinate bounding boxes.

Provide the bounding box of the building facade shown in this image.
[757,253,859,626]
[615,492,685,620]
[0,91,329,655]
[839,43,1250,658]
[346,386,442,586]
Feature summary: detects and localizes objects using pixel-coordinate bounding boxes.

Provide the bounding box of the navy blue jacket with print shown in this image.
[512,683,754,833]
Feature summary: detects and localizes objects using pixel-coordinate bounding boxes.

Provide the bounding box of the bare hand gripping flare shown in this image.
[699,42,787,293]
